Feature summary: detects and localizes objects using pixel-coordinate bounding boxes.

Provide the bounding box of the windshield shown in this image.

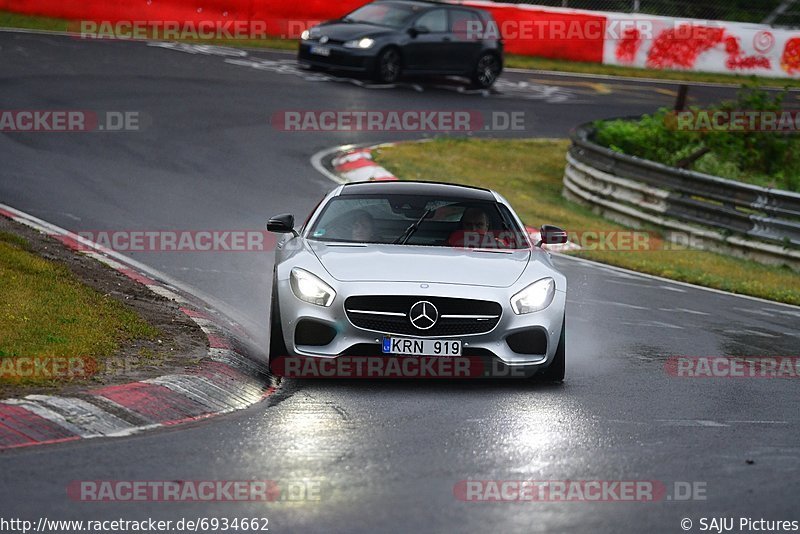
[343,3,423,28]
[307,194,529,249]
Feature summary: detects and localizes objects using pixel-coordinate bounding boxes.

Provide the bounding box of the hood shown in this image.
[310,243,531,288]
[313,21,392,41]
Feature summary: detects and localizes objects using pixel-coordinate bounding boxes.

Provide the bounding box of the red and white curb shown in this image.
[0,204,275,451]
[325,143,581,253]
[331,146,398,182]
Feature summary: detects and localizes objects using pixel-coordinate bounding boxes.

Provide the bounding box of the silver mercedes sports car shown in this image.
[267,181,568,380]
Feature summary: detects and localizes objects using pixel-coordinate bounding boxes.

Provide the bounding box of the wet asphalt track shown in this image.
[0,32,799,533]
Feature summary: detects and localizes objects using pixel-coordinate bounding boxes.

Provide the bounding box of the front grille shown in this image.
[345,296,501,337]
[298,46,368,69]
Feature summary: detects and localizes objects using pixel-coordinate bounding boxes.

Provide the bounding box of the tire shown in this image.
[268,280,288,375]
[538,314,565,382]
[373,47,402,84]
[471,52,501,89]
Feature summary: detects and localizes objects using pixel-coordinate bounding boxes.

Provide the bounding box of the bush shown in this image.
[592,84,800,192]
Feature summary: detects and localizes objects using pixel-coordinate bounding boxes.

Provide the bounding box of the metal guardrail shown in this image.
[564,121,800,268]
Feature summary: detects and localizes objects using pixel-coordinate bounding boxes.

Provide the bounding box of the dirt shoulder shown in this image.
[0,215,208,398]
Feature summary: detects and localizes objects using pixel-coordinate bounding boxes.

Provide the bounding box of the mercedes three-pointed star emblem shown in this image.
[409,301,438,330]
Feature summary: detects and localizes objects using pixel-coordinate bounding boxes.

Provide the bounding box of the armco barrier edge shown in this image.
[564,121,800,269]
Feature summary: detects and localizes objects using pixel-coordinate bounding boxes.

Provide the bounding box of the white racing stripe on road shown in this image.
[659,285,686,293]
[734,308,776,318]
[773,309,800,318]
[723,329,777,338]
[658,420,729,427]
[583,298,649,310]
[727,420,790,424]
[622,320,684,329]
[658,308,711,316]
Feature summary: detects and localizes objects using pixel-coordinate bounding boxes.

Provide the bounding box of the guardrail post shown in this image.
[674,85,689,111]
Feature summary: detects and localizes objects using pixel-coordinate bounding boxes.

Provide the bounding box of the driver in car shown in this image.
[448,207,510,248]
[350,210,375,242]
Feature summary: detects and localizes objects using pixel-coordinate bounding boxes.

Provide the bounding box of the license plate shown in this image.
[382,337,462,356]
[310,45,331,57]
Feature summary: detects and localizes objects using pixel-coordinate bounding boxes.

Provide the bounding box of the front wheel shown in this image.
[471,52,501,89]
[538,315,565,382]
[374,47,402,84]
[268,283,288,375]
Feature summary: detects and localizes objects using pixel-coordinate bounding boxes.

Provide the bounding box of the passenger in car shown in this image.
[350,210,375,242]
[460,207,490,232]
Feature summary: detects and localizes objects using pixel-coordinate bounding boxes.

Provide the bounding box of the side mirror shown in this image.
[408,26,429,37]
[539,225,568,245]
[267,213,298,236]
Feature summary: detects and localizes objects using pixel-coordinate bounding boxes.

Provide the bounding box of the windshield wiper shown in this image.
[393,209,433,245]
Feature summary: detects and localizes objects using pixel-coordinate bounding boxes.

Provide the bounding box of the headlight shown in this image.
[290,268,336,307]
[300,30,310,40]
[510,278,555,315]
[343,37,375,49]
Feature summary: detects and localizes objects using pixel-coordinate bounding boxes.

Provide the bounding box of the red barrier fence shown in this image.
[463,1,606,62]
[0,0,603,61]
[3,0,798,75]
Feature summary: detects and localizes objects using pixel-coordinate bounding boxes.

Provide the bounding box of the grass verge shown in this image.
[504,55,800,89]
[2,10,800,88]
[372,138,800,306]
[0,231,159,387]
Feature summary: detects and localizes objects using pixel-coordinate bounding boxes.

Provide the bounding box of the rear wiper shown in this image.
[393,209,433,245]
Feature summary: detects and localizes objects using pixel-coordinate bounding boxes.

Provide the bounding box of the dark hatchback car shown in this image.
[297,0,504,88]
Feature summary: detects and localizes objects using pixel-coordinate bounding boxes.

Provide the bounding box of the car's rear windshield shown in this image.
[343,3,425,28]
[307,194,529,249]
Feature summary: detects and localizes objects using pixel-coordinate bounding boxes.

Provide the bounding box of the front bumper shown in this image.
[297,42,377,73]
[275,279,566,376]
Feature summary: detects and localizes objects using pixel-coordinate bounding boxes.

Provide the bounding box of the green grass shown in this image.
[0,10,71,32]
[504,55,800,89]
[0,231,159,386]
[3,10,800,88]
[373,138,800,305]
